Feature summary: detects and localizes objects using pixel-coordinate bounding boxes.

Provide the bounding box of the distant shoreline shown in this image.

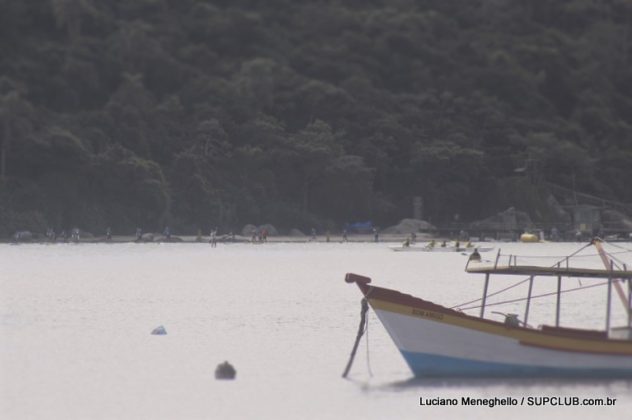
[2,233,442,244]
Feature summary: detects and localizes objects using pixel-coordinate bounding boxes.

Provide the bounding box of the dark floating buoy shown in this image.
[151,325,167,335]
[469,248,481,262]
[215,361,236,380]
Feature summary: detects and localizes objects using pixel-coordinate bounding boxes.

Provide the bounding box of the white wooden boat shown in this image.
[347,240,632,377]
[389,245,436,252]
[390,245,494,253]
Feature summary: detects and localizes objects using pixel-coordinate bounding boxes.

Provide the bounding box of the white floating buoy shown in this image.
[151,325,167,335]
[215,361,236,380]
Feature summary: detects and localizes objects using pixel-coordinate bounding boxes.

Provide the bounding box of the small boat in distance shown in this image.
[347,239,632,377]
[390,241,494,253]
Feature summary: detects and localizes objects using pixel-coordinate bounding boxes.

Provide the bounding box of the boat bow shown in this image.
[345,254,632,378]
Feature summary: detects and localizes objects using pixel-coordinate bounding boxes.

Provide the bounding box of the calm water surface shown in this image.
[1,242,631,419]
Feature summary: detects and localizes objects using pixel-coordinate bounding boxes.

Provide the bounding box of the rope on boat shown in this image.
[342,298,370,378]
[450,277,531,309]
[501,249,632,260]
[598,240,632,268]
[451,242,595,310]
[365,306,373,377]
[601,240,632,255]
[458,281,608,311]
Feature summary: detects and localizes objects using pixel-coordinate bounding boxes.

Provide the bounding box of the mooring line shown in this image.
[365,308,373,377]
[342,298,369,378]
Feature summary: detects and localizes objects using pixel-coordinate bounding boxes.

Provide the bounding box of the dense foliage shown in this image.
[1,0,631,235]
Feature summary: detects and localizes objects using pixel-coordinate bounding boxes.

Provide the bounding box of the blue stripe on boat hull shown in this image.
[400,350,632,378]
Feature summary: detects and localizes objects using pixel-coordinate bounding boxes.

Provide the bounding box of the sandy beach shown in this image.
[4,233,439,245]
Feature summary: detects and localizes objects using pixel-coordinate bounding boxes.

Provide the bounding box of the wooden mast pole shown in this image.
[480,273,489,318]
[629,277,632,328]
[524,275,534,326]
[606,259,613,332]
[594,239,629,314]
[556,274,562,327]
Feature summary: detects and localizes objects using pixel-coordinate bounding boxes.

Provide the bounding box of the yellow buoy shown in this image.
[520,233,539,243]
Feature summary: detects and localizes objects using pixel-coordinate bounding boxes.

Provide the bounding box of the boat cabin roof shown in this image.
[466,265,632,279]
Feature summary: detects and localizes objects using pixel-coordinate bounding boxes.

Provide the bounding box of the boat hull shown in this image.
[374,307,632,377]
[346,274,632,378]
[389,246,428,252]
[400,351,632,377]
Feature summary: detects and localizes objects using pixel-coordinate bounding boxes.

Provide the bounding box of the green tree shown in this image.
[289,120,343,215]
[51,0,97,44]
[0,87,33,184]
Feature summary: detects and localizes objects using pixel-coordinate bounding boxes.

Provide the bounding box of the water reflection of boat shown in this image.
[347,239,632,377]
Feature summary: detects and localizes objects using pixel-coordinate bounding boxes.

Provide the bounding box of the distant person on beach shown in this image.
[311,228,316,241]
[106,227,111,241]
[135,227,142,242]
[550,227,560,242]
[60,230,67,242]
[373,228,379,242]
[163,226,171,240]
[342,229,348,242]
[210,229,217,247]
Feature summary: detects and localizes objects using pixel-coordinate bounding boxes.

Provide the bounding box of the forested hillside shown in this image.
[1,0,631,235]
